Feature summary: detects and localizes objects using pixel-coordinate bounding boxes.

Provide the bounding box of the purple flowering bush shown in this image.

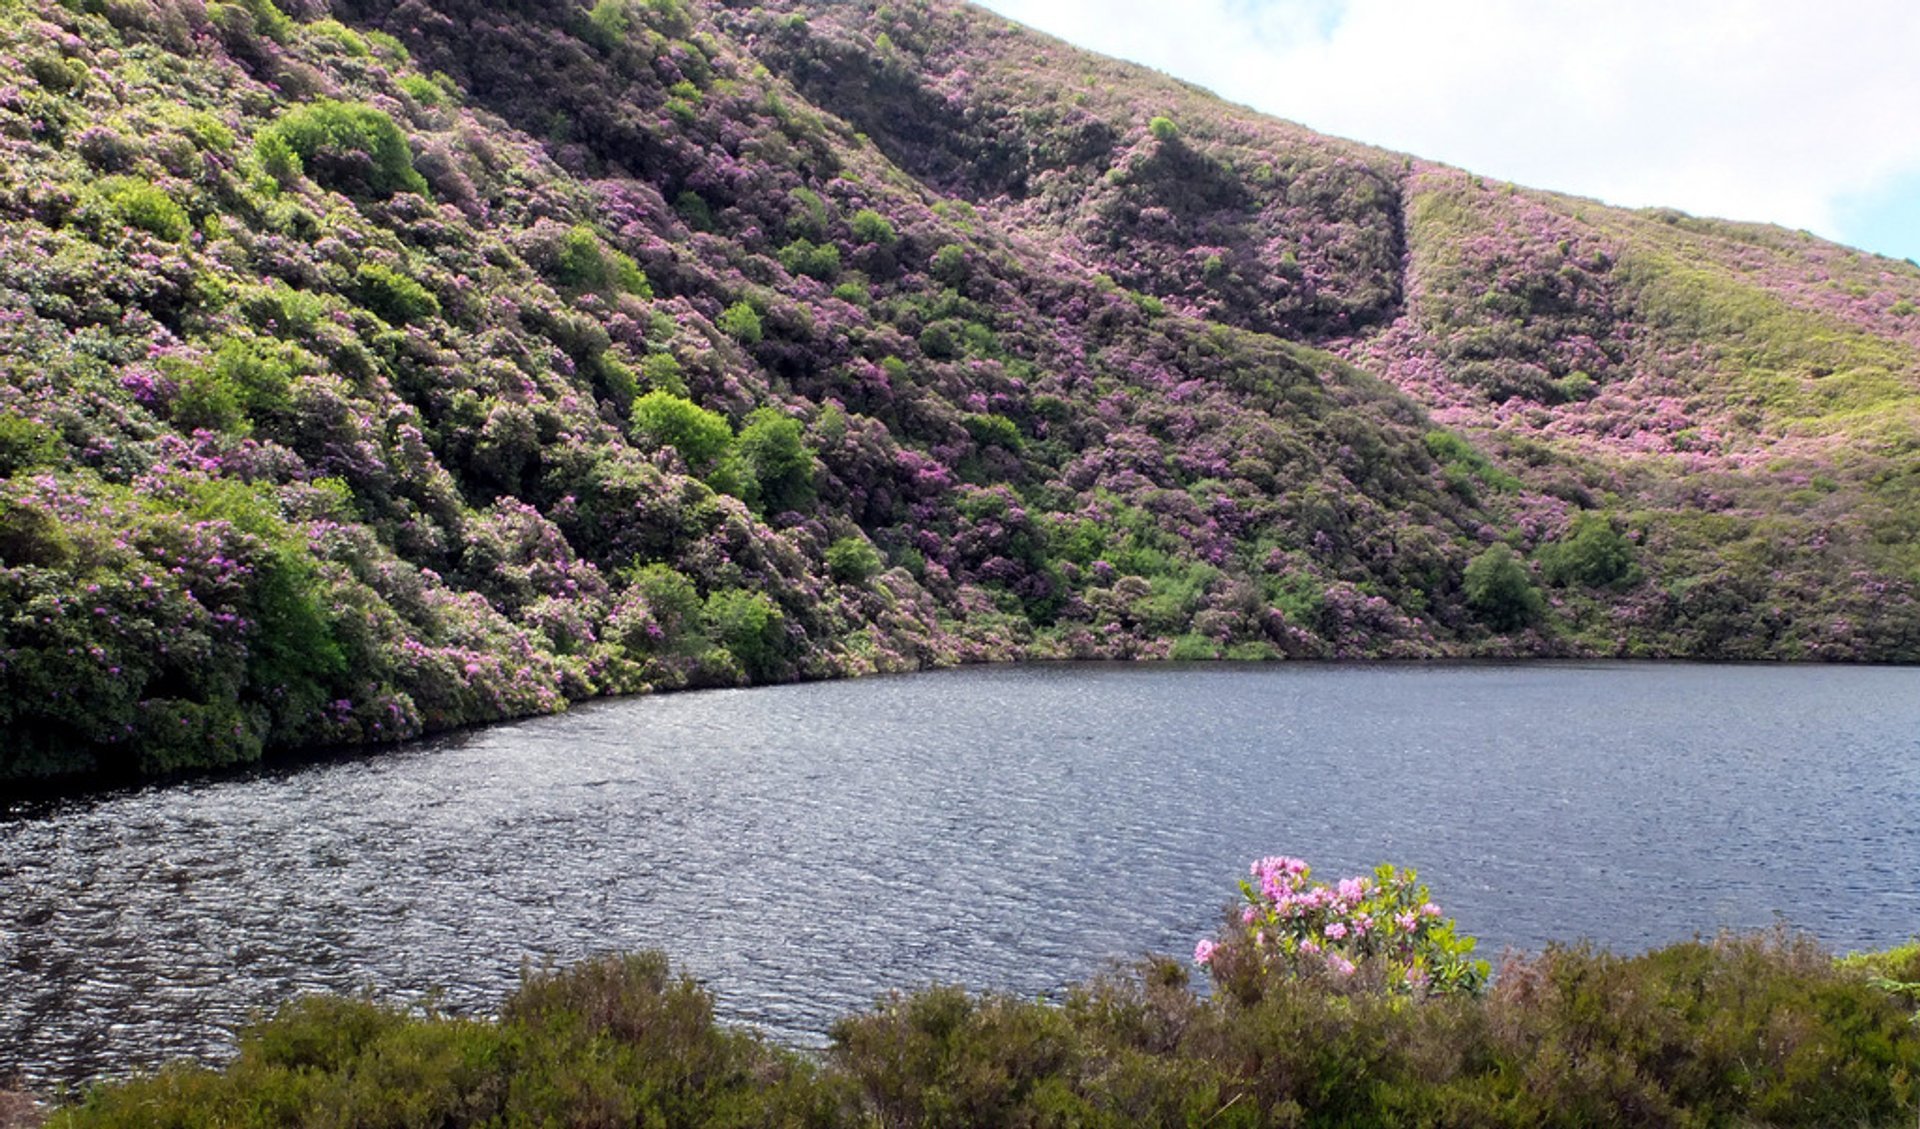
[1196,856,1490,999]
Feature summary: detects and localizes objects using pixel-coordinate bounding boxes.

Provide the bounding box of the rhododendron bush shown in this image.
[1196,856,1489,998]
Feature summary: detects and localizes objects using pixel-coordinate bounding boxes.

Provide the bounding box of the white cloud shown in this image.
[974,0,1920,245]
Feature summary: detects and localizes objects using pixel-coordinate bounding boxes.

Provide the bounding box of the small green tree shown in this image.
[736,408,815,513]
[849,208,897,247]
[824,536,882,584]
[704,588,785,679]
[1538,512,1638,588]
[1148,115,1179,142]
[629,391,733,475]
[1464,544,1543,630]
[717,302,763,344]
[255,100,426,198]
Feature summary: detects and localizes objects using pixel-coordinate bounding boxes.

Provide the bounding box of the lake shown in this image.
[4,661,1918,1088]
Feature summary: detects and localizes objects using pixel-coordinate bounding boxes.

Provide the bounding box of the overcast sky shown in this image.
[972,0,1920,265]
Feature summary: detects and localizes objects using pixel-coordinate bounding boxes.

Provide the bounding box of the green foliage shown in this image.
[255,99,427,198]
[1424,429,1518,496]
[1891,299,1916,318]
[1464,544,1544,630]
[170,370,247,435]
[353,263,440,326]
[1537,512,1639,589]
[850,208,897,246]
[584,0,631,51]
[717,301,763,344]
[786,185,829,239]
[63,936,1913,1128]
[673,190,715,231]
[962,412,1023,451]
[395,73,445,107]
[704,588,785,679]
[778,237,841,281]
[0,414,61,476]
[930,243,968,286]
[94,176,191,242]
[1148,115,1179,141]
[629,390,733,474]
[736,408,815,513]
[552,225,651,295]
[621,563,706,655]
[825,536,883,583]
[639,352,688,396]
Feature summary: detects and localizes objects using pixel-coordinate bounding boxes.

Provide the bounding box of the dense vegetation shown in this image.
[33,935,1920,1128]
[4,0,1920,783]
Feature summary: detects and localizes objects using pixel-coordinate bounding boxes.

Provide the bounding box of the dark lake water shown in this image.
[4,661,1919,1088]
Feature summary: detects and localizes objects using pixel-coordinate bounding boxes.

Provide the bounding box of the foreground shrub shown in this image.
[46,929,1920,1128]
[1197,856,1489,1001]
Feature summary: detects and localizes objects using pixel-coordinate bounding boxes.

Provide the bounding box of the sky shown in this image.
[972,0,1920,265]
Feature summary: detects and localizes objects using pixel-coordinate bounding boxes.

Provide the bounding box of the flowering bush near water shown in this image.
[1197,855,1489,996]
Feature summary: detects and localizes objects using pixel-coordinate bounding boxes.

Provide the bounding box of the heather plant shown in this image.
[52,935,1919,1128]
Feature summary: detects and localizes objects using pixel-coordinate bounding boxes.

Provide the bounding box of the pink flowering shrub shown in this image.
[1197,856,1489,1000]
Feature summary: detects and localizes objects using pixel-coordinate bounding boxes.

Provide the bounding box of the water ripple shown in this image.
[4,661,1919,1087]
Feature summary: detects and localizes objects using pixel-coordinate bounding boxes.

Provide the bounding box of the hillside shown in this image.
[3,0,1919,783]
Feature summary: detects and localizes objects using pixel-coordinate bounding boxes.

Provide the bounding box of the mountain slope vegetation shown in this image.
[3,0,1919,783]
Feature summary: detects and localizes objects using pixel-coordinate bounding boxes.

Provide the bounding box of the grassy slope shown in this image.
[2,0,1919,785]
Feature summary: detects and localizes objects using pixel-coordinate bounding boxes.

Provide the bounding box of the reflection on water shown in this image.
[4,661,1919,1087]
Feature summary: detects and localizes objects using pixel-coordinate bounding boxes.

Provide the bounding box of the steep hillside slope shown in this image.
[2,0,1917,784]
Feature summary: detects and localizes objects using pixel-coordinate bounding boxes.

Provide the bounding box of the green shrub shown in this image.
[47,935,1920,1128]
[551,224,650,295]
[639,352,688,396]
[673,190,715,231]
[736,408,814,513]
[717,301,763,344]
[629,390,733,474]
[1148,115,1179,141]
[255,99,427,198]
[850,208,897,246]
[704,588,786,679]
[1537,512,1638,588]
[584,0,631,51]
[621,562,706,655]
[395,73,445,107]
[95,176,191,242]
[1464,544,1543,630]
[170,367,249,434]
[962,412,1022,451]
[0,414,61,475]
[930,243,968,286]
[825,536,882,583]
[353,262,440,326]
[778,237,841,281]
